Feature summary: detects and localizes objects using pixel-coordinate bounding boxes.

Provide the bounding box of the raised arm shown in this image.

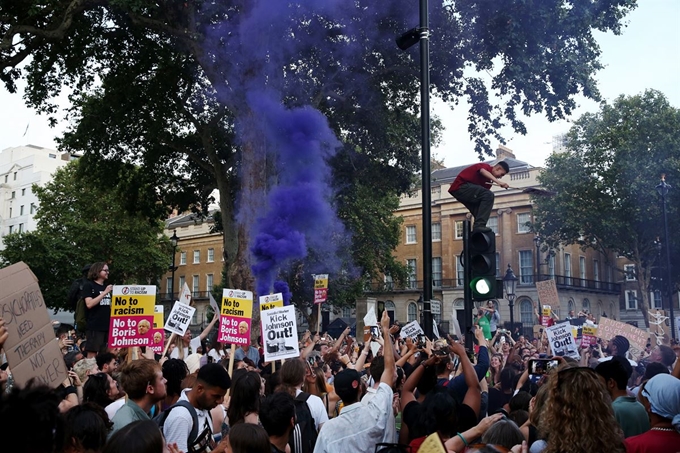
[331,326,350,353]
[300,332,318,359]
[352,338,371,371]
[379,310,395,385]
[450,340,481,416]
[199,313,219,341]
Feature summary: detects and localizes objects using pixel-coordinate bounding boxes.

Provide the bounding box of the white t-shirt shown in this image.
[296,388,329,431]
[598,355,638,367]
[208,349,225,363]
[170,336,202,360]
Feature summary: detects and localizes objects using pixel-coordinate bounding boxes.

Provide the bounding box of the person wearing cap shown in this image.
[599,335,638,367]
[625,373,680,452]
[313,310,396,453]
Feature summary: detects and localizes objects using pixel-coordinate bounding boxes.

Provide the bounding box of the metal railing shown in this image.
[159,291,212,302]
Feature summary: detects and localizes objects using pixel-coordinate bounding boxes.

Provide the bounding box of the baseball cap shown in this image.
[334,369,361,394]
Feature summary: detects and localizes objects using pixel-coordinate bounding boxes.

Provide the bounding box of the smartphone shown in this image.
[528,359,559,375]
[370,326,380,339]
[417,334,427,349]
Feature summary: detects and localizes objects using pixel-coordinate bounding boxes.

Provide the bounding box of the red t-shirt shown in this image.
[449,163,493,193]
[625,428,680,453]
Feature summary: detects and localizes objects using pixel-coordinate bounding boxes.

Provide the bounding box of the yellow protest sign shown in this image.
[109,285,156,348]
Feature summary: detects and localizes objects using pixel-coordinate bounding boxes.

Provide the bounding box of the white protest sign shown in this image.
[546,322,580,359]
[178,283,192,305]
[363,302,378,327]
[261,305,299,362]
[164,301,196,336]
[209,292,219,314]
[400,320,425,340]
[260,293,284,312]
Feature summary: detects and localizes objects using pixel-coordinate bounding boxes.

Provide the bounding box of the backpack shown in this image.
[68,277,88,332]
[154,400,199,446]
[290,392,318,453]
[74,298,87,333]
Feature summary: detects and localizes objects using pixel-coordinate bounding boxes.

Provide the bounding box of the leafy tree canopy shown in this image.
[0,161,173,311]
[533,89,680,326]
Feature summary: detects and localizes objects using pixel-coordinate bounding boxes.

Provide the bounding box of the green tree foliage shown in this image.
[0,0,637,310]
[533,90,680,327]
[0,161,173,311]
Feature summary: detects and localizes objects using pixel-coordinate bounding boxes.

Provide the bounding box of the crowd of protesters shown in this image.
[1,297,680,453]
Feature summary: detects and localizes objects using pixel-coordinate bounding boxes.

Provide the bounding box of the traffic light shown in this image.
[469,229,496,300]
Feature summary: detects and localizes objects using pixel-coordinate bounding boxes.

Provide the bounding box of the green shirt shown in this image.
[110,398,151,438]
[612,395,650,438]
[476,315,492,340]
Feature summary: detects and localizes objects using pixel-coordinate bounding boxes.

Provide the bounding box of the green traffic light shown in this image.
[474,278,491,294]
[470,277,494,298]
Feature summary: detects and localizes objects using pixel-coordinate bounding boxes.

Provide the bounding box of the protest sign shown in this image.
[400,320,425,340]
[218,289,253,346]
[536,279,560,306]
[0,262,67,389]
[108,285,155,348]
[260,293,284,312]
[418,432,446,453]
[149,305,165,354]
[596,317,648,352]
[581,324,598,347]
[313,274,328,304]
[165,301,196,336]
[541,305,552,327]
[546,322,580,359]
[178,282,192,305]
[261,305,299,362]
[209,292,219,314]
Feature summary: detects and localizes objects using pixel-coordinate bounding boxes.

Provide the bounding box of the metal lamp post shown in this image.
[656,175,675,340]
[169,229,179,302]
[533,235,541,283]
[503,264,518,330]
[396,0,433,338]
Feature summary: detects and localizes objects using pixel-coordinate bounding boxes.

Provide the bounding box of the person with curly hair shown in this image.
[534,366,627,453]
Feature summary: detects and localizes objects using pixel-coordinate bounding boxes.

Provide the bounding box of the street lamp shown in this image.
[396,0,433,339]
[169,230,179,303]
[656,175,675,340]
[503,264,518,330]
[533,235,541,283]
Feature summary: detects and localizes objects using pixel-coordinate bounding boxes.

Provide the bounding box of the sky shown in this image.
[0,1,678,170]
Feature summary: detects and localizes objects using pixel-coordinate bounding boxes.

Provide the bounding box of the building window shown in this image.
[407,259,417,289]
[342,306,352,318]
[207,248,215,262]
[180,251,187,265]
[650,290,662,309]
[519,250,533,284]
[579,256,586,287]
[193,250,200,264]
[30,203,36,214]
[431,299,442,324]
[48,153,57,159]
[564,253,572,285]
[207,274,214,292]
[178,276,185,290]
[11,191,15,199]
[384,273,394,291]
[13,172,17,180]
[432,223,441,241]
[517,213,532,233]
[496,252,501,277]
[408,302,417,322]
[488,216,499,235]
[3,175,6,183]
[431,186,441,197]
[166,278,172,295]
[568,299,575,314]
[432,257,442,288]
[192,275,199,295]
[21,188,25,196]
[548,254,555,280]
[583,298,590,313]
[18,223,23,233]
[456,260,464,287]
[593,260,600,288]
[454,221,464,239]
[8,225,13,234]
[20,205,24,215]
[624,264,636,281]
[626,290,637,310]
[8,207,11,217]
[406,225,417,244]
[519,300,534,337]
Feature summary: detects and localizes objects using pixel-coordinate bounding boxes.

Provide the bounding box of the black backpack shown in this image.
[289,392,318,453]
[67,277,86,311]
[154,400,199,446]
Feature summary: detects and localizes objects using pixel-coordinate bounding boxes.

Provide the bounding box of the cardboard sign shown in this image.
[0,262,67,388]
[536,279,560,306]
[314,274,328,304]
[260,293,284,312]
[178,283,192,305]
[108,285,156,348]
[400,320,425,340]
[596,317,649,352]
[546,322,580,359]
[165,301,196,336]
[150,305,165,354]
[218,289,253,345]
[261,305,300,362]
[418,432,446,453]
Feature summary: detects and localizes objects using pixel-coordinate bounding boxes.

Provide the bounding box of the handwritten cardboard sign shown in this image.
[0,262,67,388]
[399,320,425,341]
[218,289,253,346]
[313,274,328,304]
[536,280,560,306]
[261,305,299,362]
[546,322,580,359]
[596,317,649,352]
[260,293,284,312]
[165,301,196,336]
[108,285,155,348]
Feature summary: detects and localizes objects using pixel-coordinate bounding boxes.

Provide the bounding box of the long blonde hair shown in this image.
[540,367,626,453]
